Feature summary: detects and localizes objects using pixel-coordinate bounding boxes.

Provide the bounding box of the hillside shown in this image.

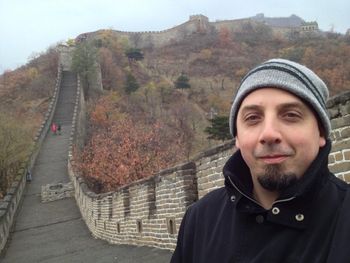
[1,14,350,193]
[71,17,350,192]
[0,47,58,198]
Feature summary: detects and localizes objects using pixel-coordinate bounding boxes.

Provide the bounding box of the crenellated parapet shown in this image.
[76,14,325,50]
[328,91,350,180]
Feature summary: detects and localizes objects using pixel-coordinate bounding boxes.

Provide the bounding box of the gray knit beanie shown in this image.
[229,58,331,138]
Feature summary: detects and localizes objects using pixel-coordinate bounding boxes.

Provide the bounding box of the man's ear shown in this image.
[235,136,240,149]
[318,123,326,148]
[319,135,326,148]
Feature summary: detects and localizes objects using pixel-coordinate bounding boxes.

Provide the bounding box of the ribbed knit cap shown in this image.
[229,58,330,138]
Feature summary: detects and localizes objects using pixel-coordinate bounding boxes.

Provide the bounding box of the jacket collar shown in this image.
[224,139,331,198]
[223,140,332,229]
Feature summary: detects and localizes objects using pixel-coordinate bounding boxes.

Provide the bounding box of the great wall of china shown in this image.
[76,14,319,49]
[0,21,349,254]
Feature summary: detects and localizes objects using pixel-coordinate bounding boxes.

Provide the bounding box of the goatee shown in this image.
[257,164,298,192]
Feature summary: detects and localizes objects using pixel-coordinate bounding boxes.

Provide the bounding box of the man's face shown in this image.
[235,88,326,192]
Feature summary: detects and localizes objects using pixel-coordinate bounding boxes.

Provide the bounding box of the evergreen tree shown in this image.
[125,48,144,61]
[174,73,191,89]
[124,73,140,94]
[204,116,231,141]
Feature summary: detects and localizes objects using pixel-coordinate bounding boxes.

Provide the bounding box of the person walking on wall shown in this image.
[57,123,62,135]
[51,122,57,135]
[171,58,350,263]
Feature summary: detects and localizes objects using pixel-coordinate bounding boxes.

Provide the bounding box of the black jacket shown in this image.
[171,141,350,263]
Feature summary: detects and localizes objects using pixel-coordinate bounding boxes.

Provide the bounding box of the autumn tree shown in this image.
[71,41,98,97]
[218,27,232,47]
[0,113,32,198]
[73,94,186,193]
[99,47,124,90]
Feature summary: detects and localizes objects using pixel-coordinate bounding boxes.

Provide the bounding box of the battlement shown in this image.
[189,14,209,22]
[301,21,319,31]
[75,14,324,49]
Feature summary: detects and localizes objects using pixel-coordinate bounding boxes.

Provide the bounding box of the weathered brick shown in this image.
[340,102,350,116]
[344,150,350,160]
[331,115,350,129]
[329,162,350,174]
[342,172,350,183]
[335,152,343,162]
[328,107,340,119]
[341,127,350,139]
[331,139,350,152]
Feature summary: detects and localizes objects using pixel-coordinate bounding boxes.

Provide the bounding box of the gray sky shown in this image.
[0,0,349,73]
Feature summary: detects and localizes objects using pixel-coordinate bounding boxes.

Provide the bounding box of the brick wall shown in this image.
[69,157,197,250]
[68,88,350,251]
[328,91,350,182]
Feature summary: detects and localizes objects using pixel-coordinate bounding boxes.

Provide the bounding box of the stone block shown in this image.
[344,150,350,160]
[329,162,350,174]
[328,154,335,164]
[335,152,343,162]
[0,202,9,210]
[343,172,350,183]
[41,182,74,203]
[331,115,350,129]
[331,140,350,152]
[328,107,340,119]
[340,101,350,116]
[341,127,350,139]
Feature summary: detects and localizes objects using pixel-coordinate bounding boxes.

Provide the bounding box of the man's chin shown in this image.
[257,165,298,192]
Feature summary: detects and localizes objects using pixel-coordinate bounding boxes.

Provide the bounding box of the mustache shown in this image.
[254,145,294,158]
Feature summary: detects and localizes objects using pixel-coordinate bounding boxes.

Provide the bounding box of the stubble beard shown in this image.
[257,164,298,192]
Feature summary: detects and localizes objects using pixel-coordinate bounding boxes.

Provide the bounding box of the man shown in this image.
[171,59,350,262]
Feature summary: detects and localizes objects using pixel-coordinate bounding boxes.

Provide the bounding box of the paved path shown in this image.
[1,71,172,263]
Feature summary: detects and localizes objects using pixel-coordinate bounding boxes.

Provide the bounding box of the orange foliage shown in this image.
[74,95,186,193]
[218,27,232,48]
[99,47,124,90]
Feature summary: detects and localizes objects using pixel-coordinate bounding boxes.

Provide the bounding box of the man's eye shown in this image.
[244,114,261,123]
[283,112,302,120]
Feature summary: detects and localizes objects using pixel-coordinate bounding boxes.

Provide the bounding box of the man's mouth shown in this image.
[259,155,289,164]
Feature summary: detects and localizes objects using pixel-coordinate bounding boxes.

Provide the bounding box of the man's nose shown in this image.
[259,119,282,145]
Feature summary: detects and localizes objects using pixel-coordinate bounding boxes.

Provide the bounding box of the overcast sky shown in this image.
[0,0,349,73]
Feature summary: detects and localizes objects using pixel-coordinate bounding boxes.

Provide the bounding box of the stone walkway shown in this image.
[0,71,172,263]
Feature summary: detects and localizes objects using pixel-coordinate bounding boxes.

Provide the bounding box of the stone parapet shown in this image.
[328,91,350,181]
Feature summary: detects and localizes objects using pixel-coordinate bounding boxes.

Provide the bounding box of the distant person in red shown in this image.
[51,122,57,135]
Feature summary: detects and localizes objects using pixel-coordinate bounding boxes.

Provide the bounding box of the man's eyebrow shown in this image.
[277,102,308,111]
[239,101,308,115]
[238,105,262,115]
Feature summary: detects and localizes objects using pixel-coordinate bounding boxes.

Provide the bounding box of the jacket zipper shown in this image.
[227,175,262,207]
[227,175,296,208]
